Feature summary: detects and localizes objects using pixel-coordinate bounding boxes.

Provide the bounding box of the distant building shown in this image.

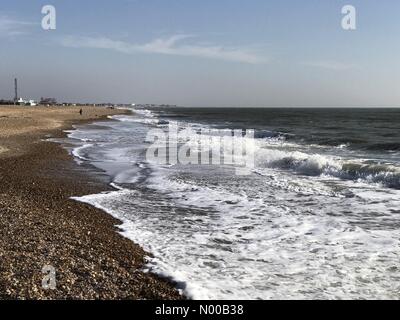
[40,97,57,105]
[17,98,26,105]
[0,99,14,105]
[17,98,38,106]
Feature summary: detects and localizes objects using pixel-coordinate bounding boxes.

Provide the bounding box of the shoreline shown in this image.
[0,105,183,299]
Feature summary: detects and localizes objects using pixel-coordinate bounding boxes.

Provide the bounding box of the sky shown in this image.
[1,0,400,107]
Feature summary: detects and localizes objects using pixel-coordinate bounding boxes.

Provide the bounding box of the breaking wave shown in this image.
[255,146,400,189]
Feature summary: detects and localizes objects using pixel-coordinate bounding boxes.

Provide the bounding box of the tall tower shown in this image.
[14,78,18,103]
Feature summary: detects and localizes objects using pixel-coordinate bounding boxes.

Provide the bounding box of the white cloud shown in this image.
[60,34,267,64]
[302,60,355,70]
[0,15,34,37]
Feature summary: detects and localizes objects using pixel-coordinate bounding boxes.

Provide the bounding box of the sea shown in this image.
[62,107,400,299]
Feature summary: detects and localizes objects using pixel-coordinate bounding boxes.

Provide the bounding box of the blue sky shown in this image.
[1,0,400,106]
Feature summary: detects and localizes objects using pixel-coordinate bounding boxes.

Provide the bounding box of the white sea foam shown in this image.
[66,108,400,299]
[71,143,93,162]
[73,167,400,299]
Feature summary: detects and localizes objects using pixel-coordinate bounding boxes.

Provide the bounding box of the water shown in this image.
[65,107,400,299]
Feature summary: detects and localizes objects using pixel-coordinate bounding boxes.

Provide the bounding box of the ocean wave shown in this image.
[255,147,400,189]
[113,109,400,189]
[114,110,169,126]
[71,143,93,161]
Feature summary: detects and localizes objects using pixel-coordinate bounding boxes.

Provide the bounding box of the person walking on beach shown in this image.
[79,108,83,116]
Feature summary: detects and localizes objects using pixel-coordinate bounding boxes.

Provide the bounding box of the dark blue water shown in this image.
[151,107,400,152]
